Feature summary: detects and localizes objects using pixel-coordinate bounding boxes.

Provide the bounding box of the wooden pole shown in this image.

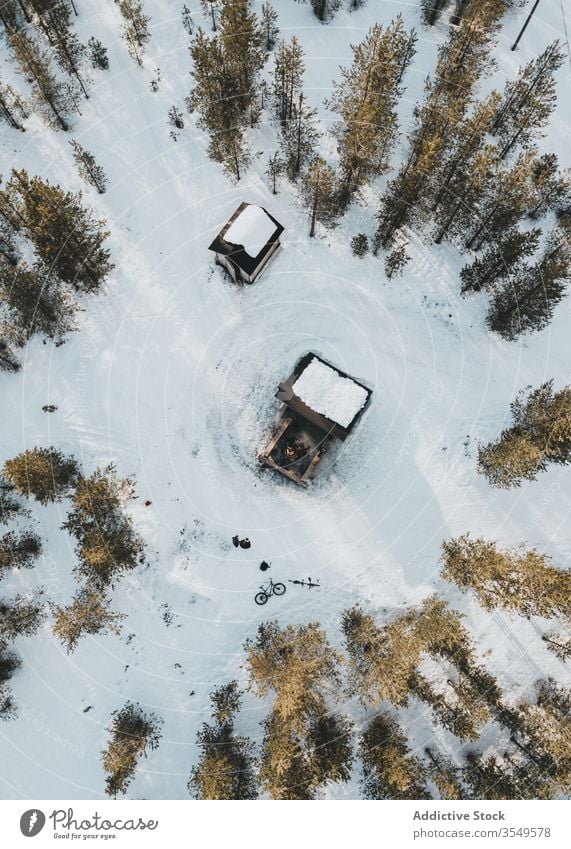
[511,0,541,51]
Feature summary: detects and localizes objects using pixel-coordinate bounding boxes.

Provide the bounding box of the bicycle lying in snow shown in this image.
[254,577,286,605]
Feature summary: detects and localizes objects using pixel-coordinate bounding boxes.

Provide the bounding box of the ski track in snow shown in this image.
[0,0,570,799]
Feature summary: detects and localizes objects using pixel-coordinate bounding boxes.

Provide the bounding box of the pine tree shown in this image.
[260,706,352,799]
[420,0,447,26]
[188,682,259,799]
[0,340,20,372]
[266,151,284,194]
[463,752,532,800]
[0,215,17,264]
[329,19,416,203]
[460,227,541,294]
[102,702,162,797]
[0,73,27,131]
[542,631,571,662]
[63,465,144,588]
[5,169,113,293]
[0,593,44,641]
[527,154,571,219]
[279,93,319,180]
[478,379,571,485]
[181,3,193,36]
[411,671,491,741]
[3,447,78,504]
[219,0,265,126]
[118,0,151,66]
[517,679,571,793]
[168,105,184,129]
[87,37,109,70]
[425,747,466,800]
[271,36,305,124]
[306,0,340,22]
[244,620,342,731]
[441,533,571,620]
[487,224,570,338]
[351,233,368,257]
[0,0,22,31]
[51,587,125,652]
[0,530,41,574]
[492,41,565,160]
[69,140,108,193]
[261,2,278,51]
[200,0,220,31]
[360,713,430,800]
[10,29,76,131]
[40,3,89,99]
[300,157,337,237]
[0,479,25,524]
[0,645,20,721]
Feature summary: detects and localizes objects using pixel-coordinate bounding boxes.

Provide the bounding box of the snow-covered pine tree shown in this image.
[0,530,41,573]
[329,19,416,205]
[3,446,79,504]
[69,140,108,193]
[360,713,430,800]
[384,242,409,278]
[9,29,76,130]
[5,169,113,292]
[279,92,319,180]
[188,681,259,799]
[492,41,565,160]
[0,0,22,31]
[0,73,27,130]
[516,679,571,795]
[118,0,151,66]
[441,533,571,620]
[351,233,368,257]
[271,35,305,125]
[87,36,109,70]
[261,1,278,51]
[527,153,571,219]
[300,156,337,237]
[460,227,541,294]
[487,223,570,338]
[0,593,44,642]
[102,703,162,797]
[51,587,125,652]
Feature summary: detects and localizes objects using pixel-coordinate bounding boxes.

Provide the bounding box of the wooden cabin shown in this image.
[208,202,284,284]
[259,353,373,486]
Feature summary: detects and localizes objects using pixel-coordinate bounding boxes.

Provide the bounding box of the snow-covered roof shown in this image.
[292,357,369,428]
[224,204,278,258]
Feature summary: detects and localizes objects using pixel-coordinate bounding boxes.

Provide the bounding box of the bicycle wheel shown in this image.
[255,592,269,606]
[272,583,286,596]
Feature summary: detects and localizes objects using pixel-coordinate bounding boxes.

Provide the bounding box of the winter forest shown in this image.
[0,0,570,802]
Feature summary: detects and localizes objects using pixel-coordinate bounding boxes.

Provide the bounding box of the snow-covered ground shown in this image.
[0,0,570,799]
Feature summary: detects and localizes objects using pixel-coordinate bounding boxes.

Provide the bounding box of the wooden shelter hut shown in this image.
[208,202,284,284]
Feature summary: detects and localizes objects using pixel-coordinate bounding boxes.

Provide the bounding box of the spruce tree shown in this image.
[463,752,533,800]
[0,0,22,31]
[40,3,89,99]
[300,157,337,237]
[306,0,340,22]
[3,447,79,504]
[102,702,162,797]
[118,0,151,66]
[279,93,319,180]
[69,140,108,193]
[385,243,409,279]
[425,747,466,800]
[420,0,447,26]
[87,37,109,70]
[0,530,41,574]
[266,151,284,194]
[10,29,76,131]
[261,1,278,51]
[63,465,144,588]
[411,671,491,741]
[542,631,571,662]
[360,713,429,800]
[477,428,544,487]
[460,227,541,294]
[0,340,20,372]
[492,41,565,160]
[0,645,20,721]
[527,154,571,219]
[271,36,304,125]
[517,679,570,793]
[181,3,193,36]
[0,480,25,524]
[441,533,571,620]
[329,19,416,204]
[188,682,259,799]
[51,587,125,652]
[219,0,265,126]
